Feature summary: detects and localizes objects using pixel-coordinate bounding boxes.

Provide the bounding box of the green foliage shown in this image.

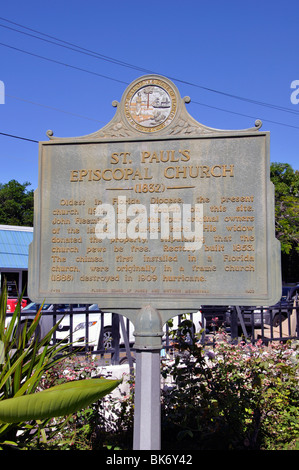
[25,356,133,450]
[0,287,68,447]
[28,328,299,451]
[54,394,134,451]
[39,354,100,388]
[161,327,299,450]
[0,287,120,449]
[270,162,299,255]
[0,378,121,424]
[0,180,34,226]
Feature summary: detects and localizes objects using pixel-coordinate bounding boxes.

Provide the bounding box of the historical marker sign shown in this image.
[28,75,281,310]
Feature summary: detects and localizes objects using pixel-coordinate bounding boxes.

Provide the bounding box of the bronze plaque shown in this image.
[29,75,281,310]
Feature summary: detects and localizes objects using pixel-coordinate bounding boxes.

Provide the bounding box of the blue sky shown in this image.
[0,0,298,190]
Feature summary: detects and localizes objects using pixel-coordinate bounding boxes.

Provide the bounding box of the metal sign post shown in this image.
[133,349,161,450]
[132,305,163,450]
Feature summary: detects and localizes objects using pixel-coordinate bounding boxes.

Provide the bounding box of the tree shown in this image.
[270,162,299,282]
[0,180,34,226]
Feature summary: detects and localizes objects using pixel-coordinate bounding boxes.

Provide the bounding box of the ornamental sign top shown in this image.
[45,74,263,142]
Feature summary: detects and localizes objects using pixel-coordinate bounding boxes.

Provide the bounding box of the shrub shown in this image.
[161,328,299,450]
[8,313,297,451]
[29,355,133,450]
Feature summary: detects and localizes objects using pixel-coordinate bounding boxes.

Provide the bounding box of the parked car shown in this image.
[19,303,105,349]
[222,285,299,330]
[268,284,299,326]
[57,309,206,350]
[200,305,228,328]
[201,305,272,330]
[6,297,27,313]
[272,284,299,309]
[57,309,136,350]
[18,303,205,351]
[236,285,299,329]
[226,306,272,329]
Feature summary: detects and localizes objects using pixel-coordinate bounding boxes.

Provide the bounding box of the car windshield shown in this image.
[22,302,51,311]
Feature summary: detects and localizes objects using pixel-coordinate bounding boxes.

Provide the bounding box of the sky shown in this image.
[0,0,298,191]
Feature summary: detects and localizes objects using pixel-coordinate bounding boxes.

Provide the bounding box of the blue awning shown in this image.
[0,225,33,269]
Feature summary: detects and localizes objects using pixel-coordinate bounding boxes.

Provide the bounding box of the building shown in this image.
[0,225,33,299]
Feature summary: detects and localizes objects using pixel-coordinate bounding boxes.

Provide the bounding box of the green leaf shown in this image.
[0,286,7,341]
[0,440,18,449]
[0,378,121,423]
[0,348,31,391]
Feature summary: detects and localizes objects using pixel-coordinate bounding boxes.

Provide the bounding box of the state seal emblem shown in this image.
[124,76,177,133]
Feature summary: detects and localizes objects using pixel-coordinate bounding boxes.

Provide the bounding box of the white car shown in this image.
[56,310,135,350]
[19,303,205,351]
[18,303,100,346]
[76,310,205,351]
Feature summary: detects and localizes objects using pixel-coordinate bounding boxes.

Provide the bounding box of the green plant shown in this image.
[25,353,135,450]
[36,356,134,450]
[39,354,99,388]
[0,287,121,449]
[161,326,299,450]
[0,378,121,424]
[0,287,68,447]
